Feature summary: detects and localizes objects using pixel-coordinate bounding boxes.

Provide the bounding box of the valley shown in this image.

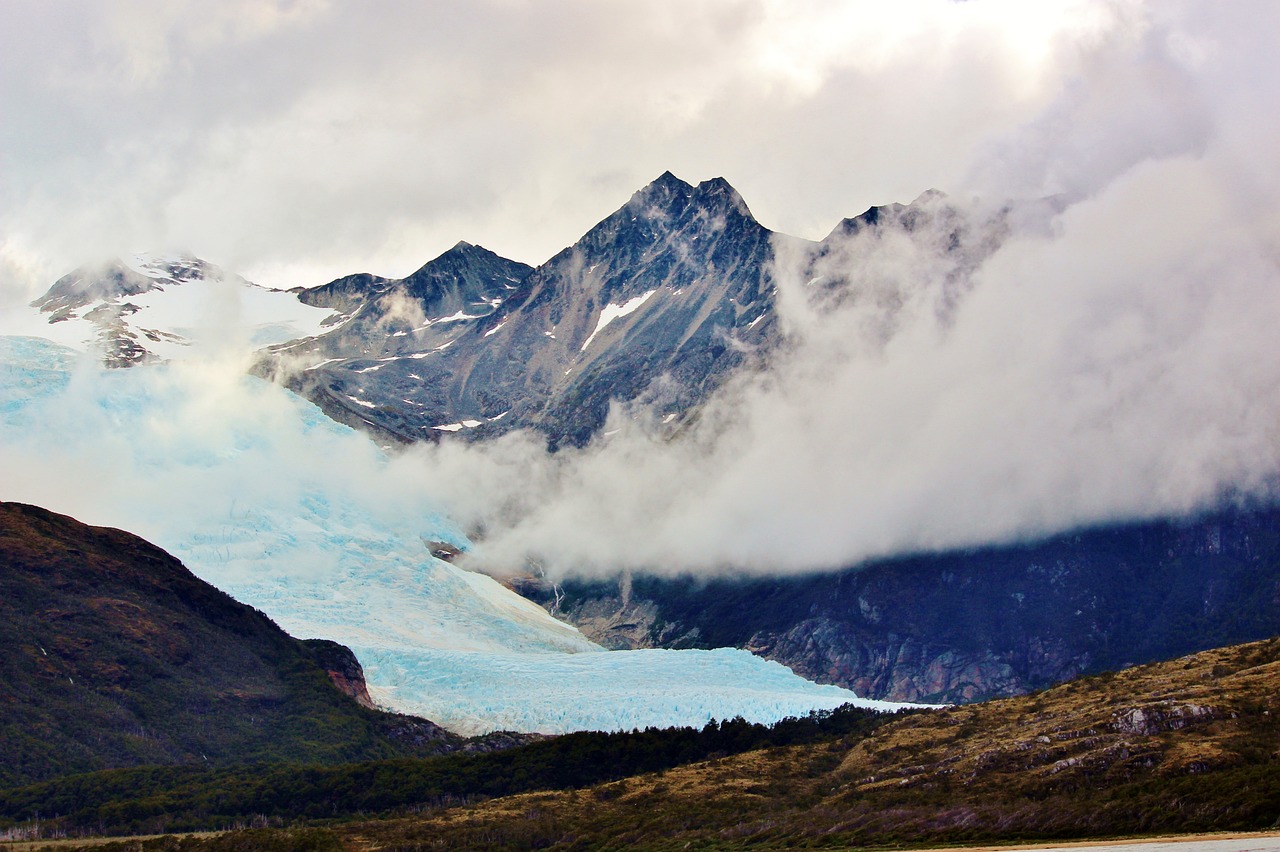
[2,162,1277,852]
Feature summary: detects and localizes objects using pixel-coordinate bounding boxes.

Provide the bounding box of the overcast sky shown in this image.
[1,1,1279,578]
[2,0,1154,300]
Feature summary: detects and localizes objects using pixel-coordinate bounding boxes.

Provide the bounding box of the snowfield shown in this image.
[0,332,915,734]
[0,253,336,359]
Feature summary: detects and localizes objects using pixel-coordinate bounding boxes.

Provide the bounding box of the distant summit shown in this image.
[263,172,783,447]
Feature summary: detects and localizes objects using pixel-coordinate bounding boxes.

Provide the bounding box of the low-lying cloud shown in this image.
[2,2,1278,587]
[414,4,1280,578]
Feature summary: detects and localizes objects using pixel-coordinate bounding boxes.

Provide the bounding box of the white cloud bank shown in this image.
[1,1,1277,583]
[0,1,1164,295]
[413,2,1280,577]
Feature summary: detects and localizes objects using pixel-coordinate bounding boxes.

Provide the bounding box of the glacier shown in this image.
[0,333,913,734]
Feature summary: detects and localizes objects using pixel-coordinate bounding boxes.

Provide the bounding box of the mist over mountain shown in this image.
[0,335,906,735]
[18,154,1280,587]
[11,253,333,368]
[260,172,782,449]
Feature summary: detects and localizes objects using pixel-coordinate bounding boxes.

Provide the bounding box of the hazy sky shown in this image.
[2,1,1278,579]
[2,0,1155,298]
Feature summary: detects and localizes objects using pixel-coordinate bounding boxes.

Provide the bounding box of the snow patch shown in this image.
[434,310,485,324]
[432,419,482,432]
[580,289,656,352]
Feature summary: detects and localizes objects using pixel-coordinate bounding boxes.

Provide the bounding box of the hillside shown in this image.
[13,636,1279,849]
[0,502,468,788]
[324,636,1280,849]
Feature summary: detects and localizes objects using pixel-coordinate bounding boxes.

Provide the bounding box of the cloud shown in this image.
[410,2,1280,578]
[2,1,1277,585]
[2,0,1135,299]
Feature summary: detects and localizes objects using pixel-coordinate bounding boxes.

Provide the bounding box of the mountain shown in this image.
[262,172,784,448]
[259,173,1005,449]
[20,253,333,368]
[25,176,988,450]
[517,504,1280,704]
[264,240,533,441]
[0,501,464,788]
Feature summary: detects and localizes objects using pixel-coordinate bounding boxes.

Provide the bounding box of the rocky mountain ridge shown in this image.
[258,171,789,447]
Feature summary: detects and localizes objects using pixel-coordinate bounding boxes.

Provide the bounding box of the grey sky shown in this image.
[3,0,1133,298]
[2,1,1278,577]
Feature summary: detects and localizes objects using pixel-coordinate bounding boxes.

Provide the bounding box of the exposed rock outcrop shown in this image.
[302,639,376,709]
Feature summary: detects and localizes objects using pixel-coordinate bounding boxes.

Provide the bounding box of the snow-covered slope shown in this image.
[6,254,335,366]
[0,335,910,734]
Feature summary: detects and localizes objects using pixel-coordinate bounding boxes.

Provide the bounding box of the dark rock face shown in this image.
[0,502,464,787]
[262,173,785,448]
[527,506,1280,704]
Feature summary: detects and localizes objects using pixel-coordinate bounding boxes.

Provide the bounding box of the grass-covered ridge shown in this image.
[324,636,1280,849]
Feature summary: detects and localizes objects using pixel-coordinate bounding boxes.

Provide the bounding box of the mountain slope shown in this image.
[522,505,1280,703]
[265,172,785,447]
[324,636,1280,849]
[0,501,461,788]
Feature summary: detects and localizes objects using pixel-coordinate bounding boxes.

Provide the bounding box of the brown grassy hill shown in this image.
[0,502,462,787]
[330,637,1280,850]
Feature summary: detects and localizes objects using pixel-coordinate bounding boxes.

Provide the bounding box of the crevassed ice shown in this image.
[0,334,910,734]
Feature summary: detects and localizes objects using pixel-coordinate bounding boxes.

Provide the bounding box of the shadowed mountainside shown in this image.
[518,504,1280,704]
[0,502,485,787]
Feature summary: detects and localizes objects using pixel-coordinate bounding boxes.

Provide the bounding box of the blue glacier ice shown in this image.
[0,334,915,734]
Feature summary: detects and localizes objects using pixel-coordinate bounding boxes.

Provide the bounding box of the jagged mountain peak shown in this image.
[825,188,951,241]
[634,169,693,198]
[273,171,781,448]
[621,172,755,225]
[691,176,755,220]
[407,239,521,278]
